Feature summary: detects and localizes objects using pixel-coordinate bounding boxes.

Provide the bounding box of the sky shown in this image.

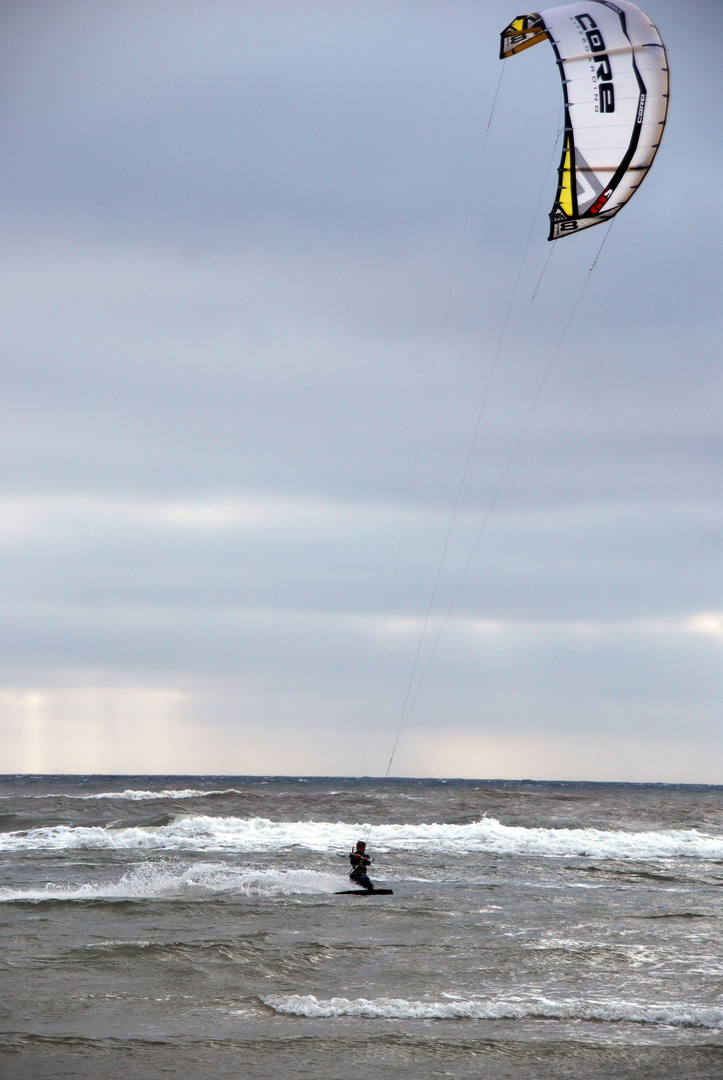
[1,0,720,781]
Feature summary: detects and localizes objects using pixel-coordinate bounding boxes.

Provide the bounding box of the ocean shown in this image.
[1,775,721,1079]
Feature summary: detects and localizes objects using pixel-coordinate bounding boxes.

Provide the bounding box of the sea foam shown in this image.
[263,993,723,1029]
[1,814,721,860]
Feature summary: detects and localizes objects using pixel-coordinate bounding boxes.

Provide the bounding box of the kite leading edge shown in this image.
[500,1,669,239]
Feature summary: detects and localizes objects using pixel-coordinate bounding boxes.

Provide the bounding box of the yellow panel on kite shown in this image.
[499,13,547,58]
[559,137,574,218]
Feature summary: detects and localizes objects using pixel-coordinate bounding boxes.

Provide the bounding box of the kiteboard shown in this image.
[335,889,393,896]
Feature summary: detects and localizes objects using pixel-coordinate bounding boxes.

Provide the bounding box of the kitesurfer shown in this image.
[349,840,373,891]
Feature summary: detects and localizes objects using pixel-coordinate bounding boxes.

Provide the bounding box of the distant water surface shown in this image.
[1,775,721,1079]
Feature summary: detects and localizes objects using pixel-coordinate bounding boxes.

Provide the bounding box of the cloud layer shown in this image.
[1,1,720,779]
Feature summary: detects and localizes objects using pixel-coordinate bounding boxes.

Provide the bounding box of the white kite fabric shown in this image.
[500,0,669,239]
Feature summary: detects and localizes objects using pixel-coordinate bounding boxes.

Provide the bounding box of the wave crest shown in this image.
[30,788,246,801]
[1,814,721,860]
[263,993,723,1029]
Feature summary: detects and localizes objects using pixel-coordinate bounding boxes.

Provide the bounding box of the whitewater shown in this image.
[3,812,722,860]
[1,775,721,1080]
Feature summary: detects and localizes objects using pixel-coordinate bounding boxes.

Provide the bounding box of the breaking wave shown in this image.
[263,993,723,1029]
[0,863,342,902]
[1,815,721,860]
[29,788,245,801]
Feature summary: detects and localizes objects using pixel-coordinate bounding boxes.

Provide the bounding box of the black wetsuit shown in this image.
[349,851,373,890]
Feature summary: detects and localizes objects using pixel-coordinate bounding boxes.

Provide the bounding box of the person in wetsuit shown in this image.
[349,840,373,891]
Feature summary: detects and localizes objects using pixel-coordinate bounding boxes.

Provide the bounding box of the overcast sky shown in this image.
[1,0,720,781]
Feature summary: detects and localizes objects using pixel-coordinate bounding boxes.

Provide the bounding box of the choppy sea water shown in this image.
[1,776,721,1079]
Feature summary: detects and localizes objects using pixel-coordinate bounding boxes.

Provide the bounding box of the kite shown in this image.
[500,1,669,238]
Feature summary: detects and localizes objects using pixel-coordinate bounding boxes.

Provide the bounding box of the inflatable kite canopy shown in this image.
[500,1,669,239]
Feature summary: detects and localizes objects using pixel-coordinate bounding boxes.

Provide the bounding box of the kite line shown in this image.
[383,221,615,777]
[361,65,506,774]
